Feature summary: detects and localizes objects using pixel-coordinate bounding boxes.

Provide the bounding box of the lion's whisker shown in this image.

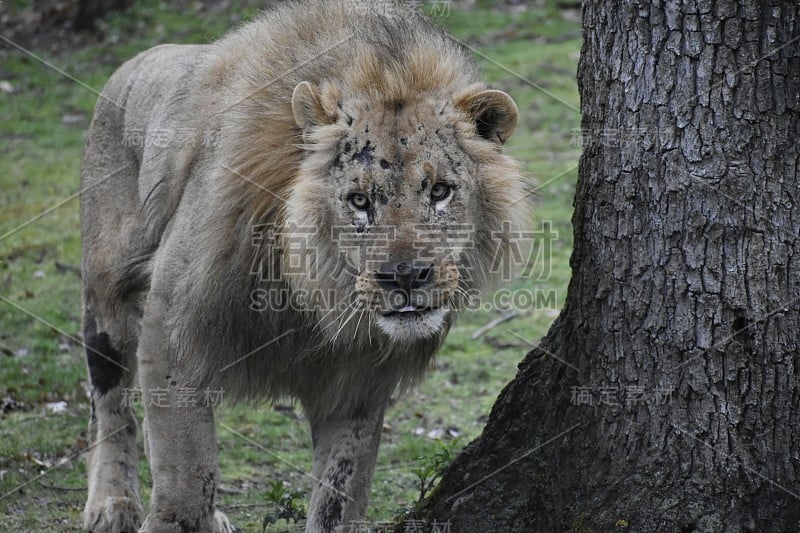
[452,285,473,308]
[306,301,355,353]
[353,306,367,341]
[312,304,343,334]
[323,301,355,332]
[367,310,373,346]
[331,303,360,346]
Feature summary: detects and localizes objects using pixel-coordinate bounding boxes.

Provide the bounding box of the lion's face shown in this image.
[340,101,472,341]
[284,82,526,345]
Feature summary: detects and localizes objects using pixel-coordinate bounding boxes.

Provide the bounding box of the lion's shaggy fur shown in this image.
[90,0,528,410]
[80,1,529,530]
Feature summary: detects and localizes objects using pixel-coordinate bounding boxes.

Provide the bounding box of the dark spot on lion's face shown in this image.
[353,142,373,165]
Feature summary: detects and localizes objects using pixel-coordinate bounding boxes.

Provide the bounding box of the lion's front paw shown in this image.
[138,509,234,533]
[211,509,235,533]
[84,496,143,533]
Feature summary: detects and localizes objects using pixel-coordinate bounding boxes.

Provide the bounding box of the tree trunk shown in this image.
[416,1,800,531]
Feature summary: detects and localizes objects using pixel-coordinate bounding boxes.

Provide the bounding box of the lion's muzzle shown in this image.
[374,260,435,313]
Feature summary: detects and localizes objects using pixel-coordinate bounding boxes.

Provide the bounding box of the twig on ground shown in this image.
[485,336,530,350]
[220,502,272,510]
[38,480,84,492]
[54,262,81,277]
[217,486,245,494]
[471,310,531,340]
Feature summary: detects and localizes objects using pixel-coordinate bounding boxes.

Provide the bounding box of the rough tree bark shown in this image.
[416,1,800,531]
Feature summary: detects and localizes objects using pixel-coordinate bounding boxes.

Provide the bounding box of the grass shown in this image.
[0,1,581,530]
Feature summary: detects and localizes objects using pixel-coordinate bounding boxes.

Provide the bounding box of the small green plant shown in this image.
[412,437,462,502]
[261,480,307,532]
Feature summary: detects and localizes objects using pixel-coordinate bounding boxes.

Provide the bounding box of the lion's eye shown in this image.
[349,193,370,210]
[430,183,452,203]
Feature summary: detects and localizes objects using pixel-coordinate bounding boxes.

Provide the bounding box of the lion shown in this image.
[79,1,529,531]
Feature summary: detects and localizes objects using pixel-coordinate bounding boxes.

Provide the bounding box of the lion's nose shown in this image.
[375,261,435,295]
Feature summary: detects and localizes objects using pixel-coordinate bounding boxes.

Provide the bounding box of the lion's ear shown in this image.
[455,88,519,144]
[292,81,338,129]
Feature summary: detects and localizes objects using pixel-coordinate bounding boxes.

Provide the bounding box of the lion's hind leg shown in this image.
[82,306,143,533]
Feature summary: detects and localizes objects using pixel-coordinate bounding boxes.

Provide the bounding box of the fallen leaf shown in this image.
[62,113,85,125]
[427,428,444,439]
[31,456,52,468]
[46,401,68,414]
